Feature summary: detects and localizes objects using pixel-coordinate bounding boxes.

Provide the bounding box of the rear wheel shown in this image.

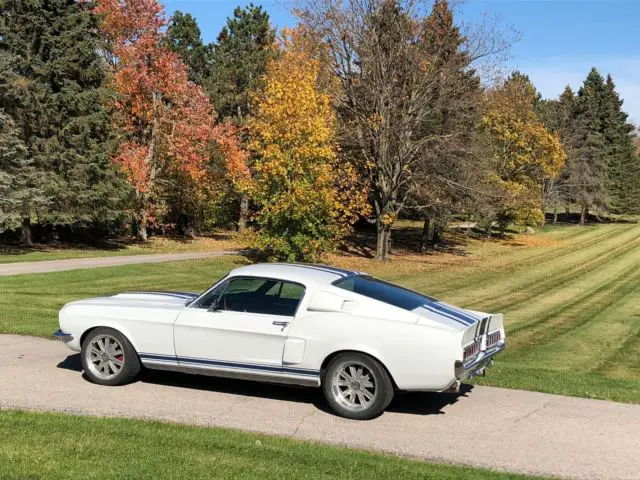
[322,353,394,420]
[81,327,141,386]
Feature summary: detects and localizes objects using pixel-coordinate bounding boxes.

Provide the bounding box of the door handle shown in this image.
[272,320,289,329]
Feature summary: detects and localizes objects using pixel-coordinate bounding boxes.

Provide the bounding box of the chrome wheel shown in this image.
[330,361,377,412]
[85,334,125,381]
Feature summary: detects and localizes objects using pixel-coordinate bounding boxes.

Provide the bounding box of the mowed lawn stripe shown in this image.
[410,223,633,301]
[441,224,640,309]
[504,260,640,345]
[519,265,640,371]
[464,226,640,312]
[483,228,640,324]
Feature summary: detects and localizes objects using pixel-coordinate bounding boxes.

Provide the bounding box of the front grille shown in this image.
[463,338,481,361]
[486,330,501,348]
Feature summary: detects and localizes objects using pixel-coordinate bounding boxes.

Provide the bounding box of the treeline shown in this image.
[0,0,638,261]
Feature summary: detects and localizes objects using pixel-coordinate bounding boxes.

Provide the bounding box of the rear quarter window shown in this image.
[333,275,436,311]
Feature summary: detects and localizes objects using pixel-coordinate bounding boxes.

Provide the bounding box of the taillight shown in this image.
[463,338,481,361]
[486,330,501,348]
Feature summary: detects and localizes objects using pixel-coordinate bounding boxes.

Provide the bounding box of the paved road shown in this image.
[0,251,234,276]
[1,336,639,479]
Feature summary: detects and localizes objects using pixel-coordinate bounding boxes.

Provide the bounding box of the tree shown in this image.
[298,0,511,260]
[0,0,126,245]
[246,28,368,261]
[483,73,565,230]
[565,68,609,224]
[208,4,277,121]
[207,3,277,232]
[408,0,486,250]
[601,74,640,214]
[96,0,244,241]
[165,11,211,85]
[0,107,46,243]
[537,86,579,222]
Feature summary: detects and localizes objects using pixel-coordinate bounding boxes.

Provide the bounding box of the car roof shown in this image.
[228,263,365,287]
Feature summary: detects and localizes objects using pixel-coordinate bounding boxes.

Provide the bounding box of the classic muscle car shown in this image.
[55,263,505,419]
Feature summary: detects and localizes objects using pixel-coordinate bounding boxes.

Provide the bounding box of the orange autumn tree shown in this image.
[246,28,368,261]
[96,0,245,240]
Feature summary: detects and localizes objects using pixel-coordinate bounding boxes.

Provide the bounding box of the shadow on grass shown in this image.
[57,353,470,417]
[0,232,237,258]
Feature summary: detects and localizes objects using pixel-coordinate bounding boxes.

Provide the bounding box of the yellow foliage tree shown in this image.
[246,27,369,261]
[484,74,566,229]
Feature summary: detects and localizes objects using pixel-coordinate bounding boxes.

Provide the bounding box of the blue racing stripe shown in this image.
[420,304,470,326]
[428,302,479,324]
[140,352,320,377]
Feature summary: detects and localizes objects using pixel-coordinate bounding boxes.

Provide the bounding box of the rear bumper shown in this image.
[455,340,506,382]
[52,329,74,343]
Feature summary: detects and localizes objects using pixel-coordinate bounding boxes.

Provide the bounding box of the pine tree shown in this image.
[166,11,211,85]
[0,106,49,243]
[567,68,609,224]
[0,0,125,244]
[207,4,276,121]
[601,74,639,214]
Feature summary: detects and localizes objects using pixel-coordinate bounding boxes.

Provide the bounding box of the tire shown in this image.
[81,327,141,386]
[322,352,394,420]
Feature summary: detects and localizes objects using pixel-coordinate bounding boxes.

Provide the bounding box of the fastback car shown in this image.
[55,263,505,419]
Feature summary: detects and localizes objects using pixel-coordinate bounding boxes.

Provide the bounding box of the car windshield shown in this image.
[333,275,437,311]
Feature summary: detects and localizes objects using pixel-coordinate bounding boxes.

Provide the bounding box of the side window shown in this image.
[218,277,305,316]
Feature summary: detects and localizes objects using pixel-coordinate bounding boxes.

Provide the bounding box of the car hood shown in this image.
[64,291,199,310]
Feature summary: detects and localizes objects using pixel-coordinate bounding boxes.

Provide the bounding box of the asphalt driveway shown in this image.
[1,334,639,480]
[0,251,233,276]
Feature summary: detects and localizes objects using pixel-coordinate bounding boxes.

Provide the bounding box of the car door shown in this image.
[173,276,306,375]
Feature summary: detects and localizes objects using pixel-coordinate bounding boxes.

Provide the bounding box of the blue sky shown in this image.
[163,0,640,122]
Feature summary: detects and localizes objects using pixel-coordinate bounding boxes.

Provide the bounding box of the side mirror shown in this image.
[208,298,220,312]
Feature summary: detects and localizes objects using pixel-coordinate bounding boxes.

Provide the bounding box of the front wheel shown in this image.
[81,327,141,386]
[322,353,394,420]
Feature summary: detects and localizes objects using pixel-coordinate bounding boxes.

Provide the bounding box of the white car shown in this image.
[55,263,505,419]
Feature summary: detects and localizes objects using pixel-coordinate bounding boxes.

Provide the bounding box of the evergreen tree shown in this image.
[601,74,639,214]
[166,11,211,85]
[207,4,276,121]
[0,0,125,244]
[0,106,49,243]
[566,68,609,224]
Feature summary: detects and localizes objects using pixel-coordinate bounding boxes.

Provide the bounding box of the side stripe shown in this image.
[139,353,320,377]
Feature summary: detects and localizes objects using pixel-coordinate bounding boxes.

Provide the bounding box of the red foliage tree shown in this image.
[96,0,245,240]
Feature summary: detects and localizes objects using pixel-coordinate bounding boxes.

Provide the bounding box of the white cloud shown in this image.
[517,56,640,125]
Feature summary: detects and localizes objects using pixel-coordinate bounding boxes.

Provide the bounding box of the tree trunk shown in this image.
[237,194,249,233]
[137,210,148,242]
[553,205,558,224]
[375,222,391,261]
[432,223,442,247]
[419,217,431,253]
[383,226,391,259]
[579,202,587,225]
[183,223,195,239]
[21,214,33,247]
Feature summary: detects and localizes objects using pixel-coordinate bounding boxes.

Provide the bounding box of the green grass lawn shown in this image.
[1,223,639,403]
[0,410,549,480]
